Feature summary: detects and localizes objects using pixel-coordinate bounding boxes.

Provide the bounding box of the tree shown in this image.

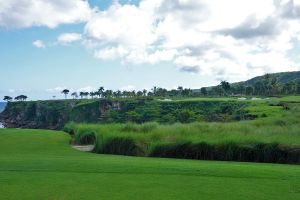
[14,95,27,101]
[103,90,113,98]
[3,96,13,102]
[71,92,78,99]
[220,81,230,95]
[61,89,70,99]
[79,92,85,99]
[90,92,96,99]
[98,87,105,98]
[282,81,297,95]
[254,81,264,95]
[22,95,28,101]
[83,92,89,99]
[142,89,147,96]
[245,86,254,96]
[177,86,183,96]
[137,91,143,97]
[200,87,208,96]
[212,85,224,96]
[234,84,246,95]
[152,86,158,96]
[296,80,300,94]
[182,88,192,96]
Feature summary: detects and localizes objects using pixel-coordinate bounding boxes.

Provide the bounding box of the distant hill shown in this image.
[0,102,7,113]
[236,71,300,86]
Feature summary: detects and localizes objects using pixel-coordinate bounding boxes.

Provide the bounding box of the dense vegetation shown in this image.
[0,98,256,129]
[65,97,300,164]
[0,129,299,200]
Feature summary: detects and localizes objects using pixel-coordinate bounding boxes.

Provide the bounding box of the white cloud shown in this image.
[33,40,46,48]
[57,33,82,44]
[82,0,300,82]
[120,85,136,91]
[2,0,300,82]
[77,86,96,93]
[0,0,91,28]
[46,87,66,93]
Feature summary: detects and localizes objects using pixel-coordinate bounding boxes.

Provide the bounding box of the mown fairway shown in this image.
[0,129,299,200]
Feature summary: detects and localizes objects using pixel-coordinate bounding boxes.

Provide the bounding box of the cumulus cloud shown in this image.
[57,33,82,44]
[82,0,300,82]
[33,40,46,48]
[0,0,91,28]
[3,0,300,82]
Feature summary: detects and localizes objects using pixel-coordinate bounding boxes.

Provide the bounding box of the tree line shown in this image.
[3,74,300,102]
[60,86,194,100]
[3,95,28,102]
[215,74,300,96]
[60,77,300,100]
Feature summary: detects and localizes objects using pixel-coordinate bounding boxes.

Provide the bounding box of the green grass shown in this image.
[0,128,299,200]
[65,98,300,163]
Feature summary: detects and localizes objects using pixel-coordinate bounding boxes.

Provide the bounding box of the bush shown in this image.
[176,110,198,123]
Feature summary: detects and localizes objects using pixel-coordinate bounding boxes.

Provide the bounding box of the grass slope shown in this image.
[0,129,299,200]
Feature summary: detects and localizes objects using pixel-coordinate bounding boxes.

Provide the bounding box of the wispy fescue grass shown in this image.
[65,100,300,163]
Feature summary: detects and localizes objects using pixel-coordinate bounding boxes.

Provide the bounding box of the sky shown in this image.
[1,0,300,100]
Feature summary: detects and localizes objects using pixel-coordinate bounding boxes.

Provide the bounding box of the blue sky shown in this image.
[1,0,300,100]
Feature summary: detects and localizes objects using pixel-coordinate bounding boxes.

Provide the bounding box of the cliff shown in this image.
[0,98,252,130]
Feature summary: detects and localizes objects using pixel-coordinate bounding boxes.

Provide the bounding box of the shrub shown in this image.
[176,110,198,123]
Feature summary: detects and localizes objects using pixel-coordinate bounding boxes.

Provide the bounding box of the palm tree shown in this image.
[142,89,147,96]
[83,92,89,99]
[79,92,85,99]
[177,86,183,96]
[98,87,105,98]
[152,86,157,96]
[3,96,13,102]
[71,92,78,99]
[90,92,96,99]
[61,89,70,99]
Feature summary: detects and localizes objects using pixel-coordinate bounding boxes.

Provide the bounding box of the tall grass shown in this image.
[64,102,300,164]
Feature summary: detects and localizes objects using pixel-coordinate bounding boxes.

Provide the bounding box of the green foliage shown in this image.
[1,98,258,129]
[65,101,300,164]
[175,109,198,123]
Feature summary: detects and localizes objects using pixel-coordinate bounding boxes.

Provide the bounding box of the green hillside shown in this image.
[237,71,300,86]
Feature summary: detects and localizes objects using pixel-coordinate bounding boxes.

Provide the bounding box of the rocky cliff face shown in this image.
[0,101,73,129]
[0,99,123,130]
